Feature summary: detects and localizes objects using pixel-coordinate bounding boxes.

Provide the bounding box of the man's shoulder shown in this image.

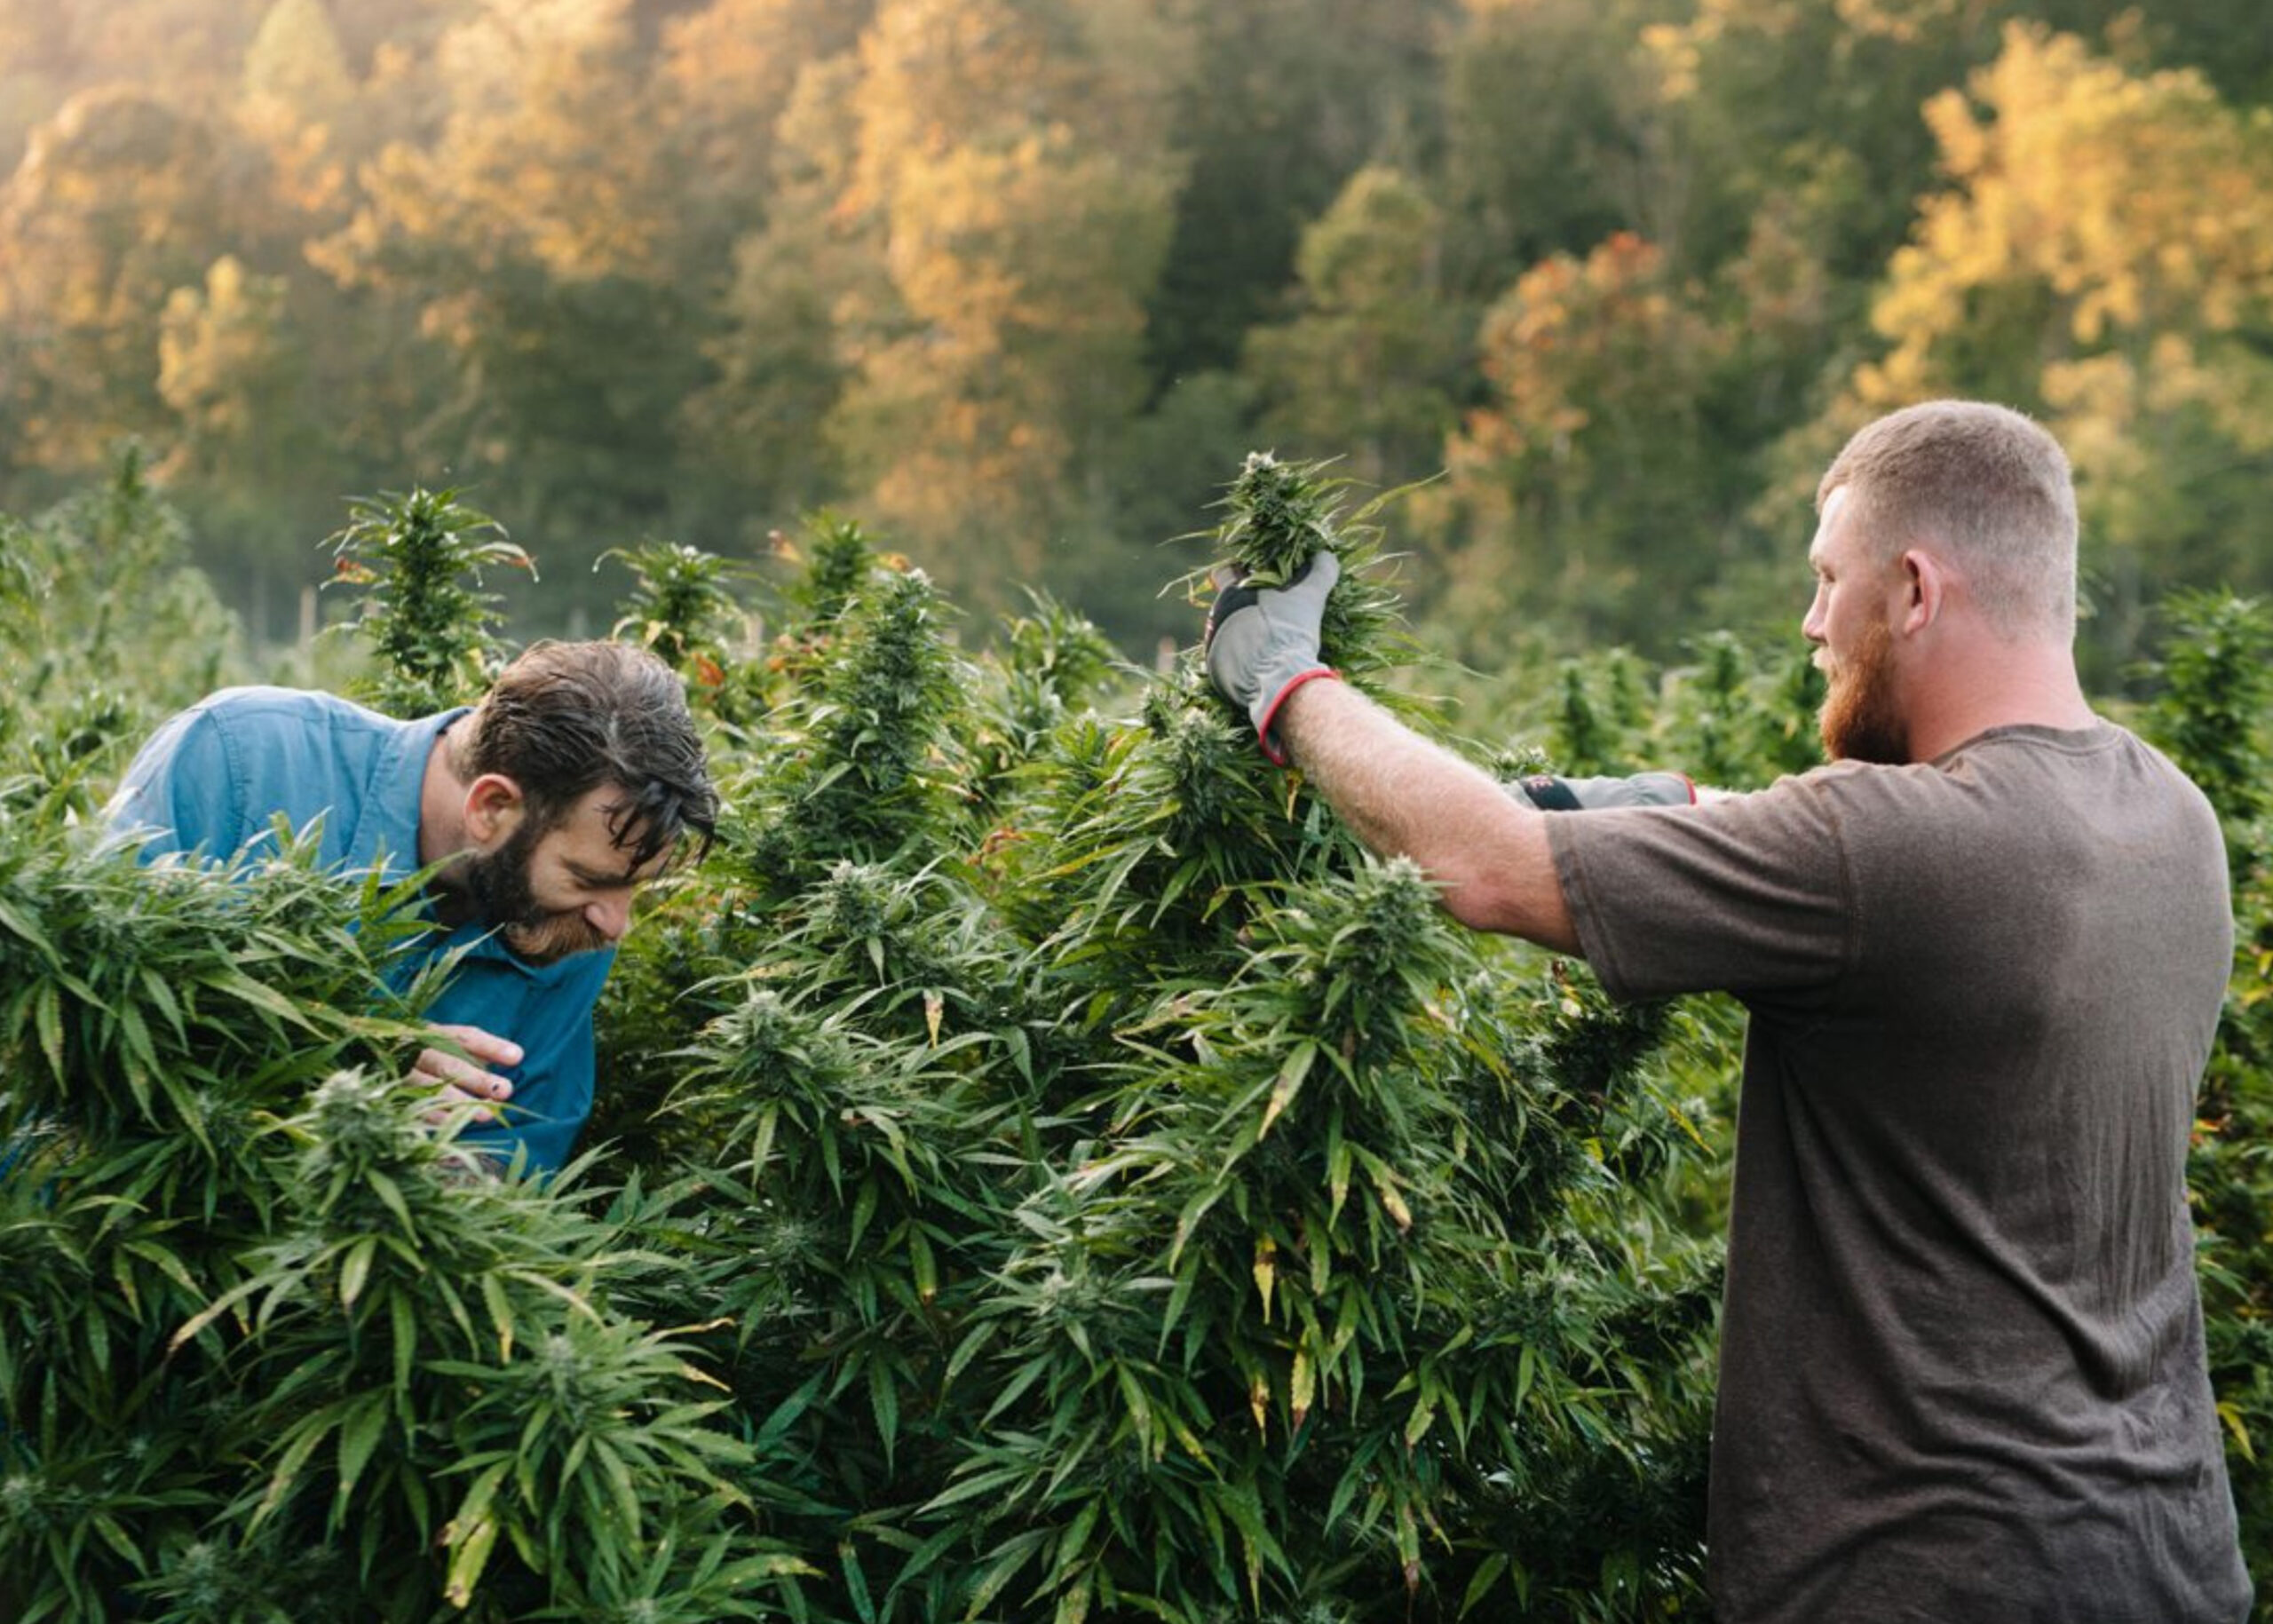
[192,685,391,736]
[1796,721,2226,888]
[1785,723,2163,809]
[194,687,434,776]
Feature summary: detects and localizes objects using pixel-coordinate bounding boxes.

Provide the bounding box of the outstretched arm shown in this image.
[1272,676,1581,952]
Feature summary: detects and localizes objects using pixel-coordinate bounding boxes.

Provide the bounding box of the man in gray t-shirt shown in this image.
[1204,400,2251,1621]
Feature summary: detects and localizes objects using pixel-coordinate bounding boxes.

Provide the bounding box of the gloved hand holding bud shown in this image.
[1193,450,1405,764]
[1204,550,1342,764]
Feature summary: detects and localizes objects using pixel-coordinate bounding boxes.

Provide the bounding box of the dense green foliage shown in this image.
[326,487,533,717]
[4,465,2269,1618]
[0,464,1728,1620]
[2142,592,2273,1592]
[3,0,2271,677]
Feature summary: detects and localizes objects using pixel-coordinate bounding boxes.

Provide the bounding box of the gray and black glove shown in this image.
[1515,772,1695,811]
[1204,551,1342,765]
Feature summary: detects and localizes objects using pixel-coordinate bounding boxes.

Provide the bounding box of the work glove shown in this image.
[1204,551,1342,764]
[1516,772,1695,810]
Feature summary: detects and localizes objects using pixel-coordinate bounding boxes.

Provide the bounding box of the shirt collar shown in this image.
[353,706,470,878]
[437,921,620,984]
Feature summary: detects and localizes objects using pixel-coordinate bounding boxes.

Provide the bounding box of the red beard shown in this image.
[1818,614,1910,764]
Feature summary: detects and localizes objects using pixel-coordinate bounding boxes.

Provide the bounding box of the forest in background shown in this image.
[2,0,2272,679]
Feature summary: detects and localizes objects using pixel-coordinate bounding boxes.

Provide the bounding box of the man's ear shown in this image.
[1898,548,1948,637]
[462,774,527,849]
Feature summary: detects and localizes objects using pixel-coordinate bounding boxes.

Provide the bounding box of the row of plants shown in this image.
[2,453,2268,1618]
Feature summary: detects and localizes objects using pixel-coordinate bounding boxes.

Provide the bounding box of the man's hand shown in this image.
[413,1024,522,1126]
[1203,550,1342,764]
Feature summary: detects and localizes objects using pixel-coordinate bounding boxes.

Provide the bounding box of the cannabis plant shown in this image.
[0,447,240,814]
[596,458,1723,1619]
[2144,590,2273,1582]
[602,541,745,673]
[0,803,790,1620]
[0,454,1918,1621]
[1187,452,1409,684]
[326,487,532,715]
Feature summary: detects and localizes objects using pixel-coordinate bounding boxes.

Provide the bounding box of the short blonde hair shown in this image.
[1817,400,2079,640]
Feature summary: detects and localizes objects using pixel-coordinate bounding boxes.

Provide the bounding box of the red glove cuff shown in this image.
[1255,667,1341,766]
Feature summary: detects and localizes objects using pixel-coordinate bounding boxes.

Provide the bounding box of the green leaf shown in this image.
[336,1395,390,1510]
[207,969,315,1028]
[170,1274,266,1352]
[443,1514,500,1610]
[34,980,62,1081]
[0,896,55,962]
[840,1540,878,1624]
[253,1418,332,1532]
[1257,1040,1317,1140]
[390,1289,418,1398]
[867,1353,899,1470]
[482,1271,516,1361]
[1049,1497,1103,1585]
[922,1464,1030,1512]
[338,1236,377,1307]
[365,1169,416,1236]
[960,1527,1052,1620]
[1460,1550,1514,1615]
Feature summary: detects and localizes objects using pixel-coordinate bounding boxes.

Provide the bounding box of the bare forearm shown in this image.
[1275,678,1580,951]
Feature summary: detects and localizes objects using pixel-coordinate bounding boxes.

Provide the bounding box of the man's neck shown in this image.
[418,721,468,871]
[1905,638,2096,763]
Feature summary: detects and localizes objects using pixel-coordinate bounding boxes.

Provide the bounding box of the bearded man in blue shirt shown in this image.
[105,639,717,1173]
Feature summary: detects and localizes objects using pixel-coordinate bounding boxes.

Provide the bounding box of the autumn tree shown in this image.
[1634,0,2011,279]
[5,0,2273,666]
[1242,164,1473,491]
[653,0,874,275]
[239,0,362,216]
[1431,234,1743,657]
[0,1,72,168]
[309,0,702,612]
[676,48,875,546]
[0,83,313,518]
[1442,0,1671,282]
[1831,23,2273,670]
[815,0,1192,602]
[1144,0,1456,381]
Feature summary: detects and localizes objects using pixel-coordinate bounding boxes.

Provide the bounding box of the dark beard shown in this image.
[460,820,612,966]
[1818,614,1910,765]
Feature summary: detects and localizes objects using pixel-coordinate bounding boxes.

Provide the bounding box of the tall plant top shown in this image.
[326,487,533,715]
[601,538,748,685]
[1217,451,1346,584]
[1195,450,1411,685]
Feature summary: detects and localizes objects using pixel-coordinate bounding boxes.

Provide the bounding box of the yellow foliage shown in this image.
[1876,25,2272,358]
[158,257,288,438]
[323,0,669,288]
[1848,20,2273,509]
[1457,234,1705,463]
[813,0,1189,574]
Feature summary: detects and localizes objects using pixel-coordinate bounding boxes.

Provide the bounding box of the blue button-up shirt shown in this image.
[107,686,613,1171]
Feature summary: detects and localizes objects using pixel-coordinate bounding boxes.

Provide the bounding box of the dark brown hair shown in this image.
[450,640,717,868]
